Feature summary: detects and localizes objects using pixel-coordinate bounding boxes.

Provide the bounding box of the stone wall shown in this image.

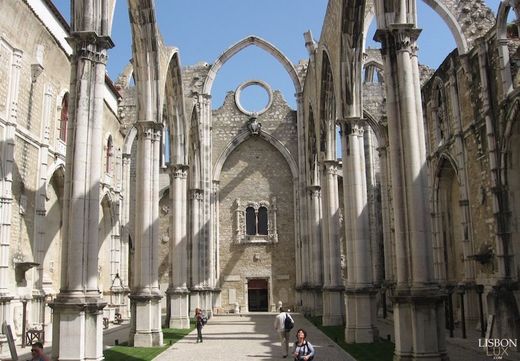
[212,88,298,311]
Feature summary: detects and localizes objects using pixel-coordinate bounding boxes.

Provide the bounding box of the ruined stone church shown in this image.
[0,0,519,360]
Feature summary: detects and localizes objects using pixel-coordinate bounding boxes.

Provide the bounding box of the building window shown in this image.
[246,207,256,235]
[234,199,278,244]
[59,93,69,142]
[432,81,449,146]
[106,135,113,173]
[258,207,268,235]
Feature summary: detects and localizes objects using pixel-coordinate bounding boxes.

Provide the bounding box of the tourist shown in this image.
[274,307,294,358]
[292,328,315,361]
[30,342,50,361]
[195,307,204,343]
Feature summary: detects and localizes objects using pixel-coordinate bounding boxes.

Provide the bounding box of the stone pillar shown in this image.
[190,188,204,306]
[377,145,394,283]
[295,92,307,295]
[199,93,217,314]
[129,122,163,347]
[0,47,21,359]
[307,185,322,315]
[341,120,378,343]
[167,165,190,329]
[34,85,53,295]
[321,160,344,326]
[50,29,113,360]
[119,153,131,318]
[376,24,447,360]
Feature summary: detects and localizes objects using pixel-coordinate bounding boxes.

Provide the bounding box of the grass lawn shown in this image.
[307,316,394,361]
[104,323,195,361]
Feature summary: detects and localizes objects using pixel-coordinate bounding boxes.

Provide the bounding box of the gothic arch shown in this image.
[363,109,387,146]
[122,126,137,156]
[188,106,201,188]
[431,154,463,281]
[306,104,319,186]
[340,0,365,118]
[319,49,337,160]
[128,0,163,123]
[164,50,188,165]
[213,131,298,182]
[497,0,520,95]
[421,0,469,54]
[45,161,65,199]
[202,35,302,95]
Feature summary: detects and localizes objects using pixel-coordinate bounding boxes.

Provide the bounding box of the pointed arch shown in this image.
[122,126,137,156]
[497,0,520,95]
[164,50,188,165]
[420,0,469,54]
[188,105,201,188]
[319,49,337,160]
[213,130,298,182]
[202,35,301,95]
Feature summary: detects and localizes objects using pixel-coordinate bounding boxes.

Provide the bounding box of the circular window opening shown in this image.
[235,80,273,116]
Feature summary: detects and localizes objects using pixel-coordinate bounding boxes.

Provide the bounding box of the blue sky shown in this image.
[53,0,503,110]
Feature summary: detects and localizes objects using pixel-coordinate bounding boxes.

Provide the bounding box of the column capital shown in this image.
[169,164,189,180]
[376,145,388,157]
[339,120,365,137]
[388,24,421,54]
[307,185,321,197]
[136,121,163,140]
[12,49,23,68]
[67,31,114,64]
[323,160,339,175]
[67,31,114,50]
[189,188,204,200]
[374,25,421,55]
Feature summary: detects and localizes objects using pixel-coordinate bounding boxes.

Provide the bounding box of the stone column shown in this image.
[167,165,190,329]
[199,93,216,314]
[190,188,204,309]
[376,24,447,360]
[295,92,307,296]
[0,47,21,359]
[34,85,53,295]
[341,120,378,343]
[377,145,394,283]
[321,160,344,326]
[120,154,131,304]
[129,122,163,347]
[307,184,322,316]
[50,31,113,360]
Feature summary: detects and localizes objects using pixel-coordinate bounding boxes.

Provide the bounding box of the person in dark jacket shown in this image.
[195,307,204,343]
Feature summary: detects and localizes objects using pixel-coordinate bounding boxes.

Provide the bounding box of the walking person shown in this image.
[274,307,294,358]
[195,307,204,343]
[292,328,315,361]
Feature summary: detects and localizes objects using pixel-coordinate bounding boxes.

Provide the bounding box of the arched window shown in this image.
[59,93,69,142]
[234,199,278,243]
[257,207,268,235]
[246,207,256,235]
[106,135,113,173]
[432,81,448,146]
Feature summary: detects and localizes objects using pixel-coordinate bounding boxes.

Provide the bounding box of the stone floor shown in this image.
[154,313,355,361]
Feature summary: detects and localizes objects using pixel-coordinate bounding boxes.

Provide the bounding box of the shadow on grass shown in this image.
[104,323,195,361]
[306,316,394,361]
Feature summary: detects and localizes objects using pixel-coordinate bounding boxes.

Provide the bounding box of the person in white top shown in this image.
[274,307,294,358]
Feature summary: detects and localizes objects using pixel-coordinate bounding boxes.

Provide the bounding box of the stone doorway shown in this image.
[247,279,268,312]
